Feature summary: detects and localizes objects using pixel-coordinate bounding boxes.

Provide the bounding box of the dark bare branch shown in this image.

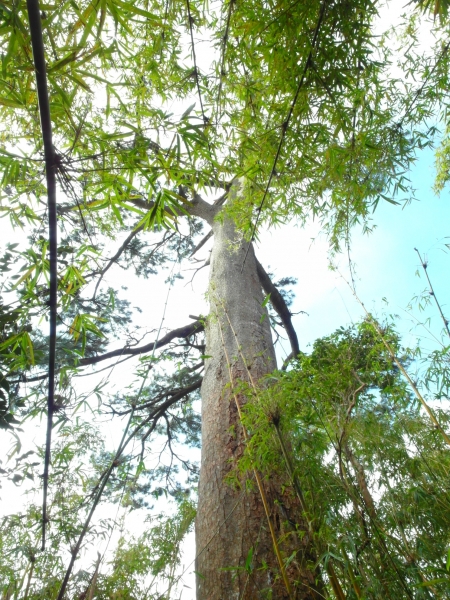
[79,319,205,367]
[190,230,213,257]
[255,259,300,357]
[111,377,202,415]
[93,228,176,298]
[18,321,205,384]
[93,224,144,298]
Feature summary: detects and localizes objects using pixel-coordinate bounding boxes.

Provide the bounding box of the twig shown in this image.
[108,378,202,416]
[93,224,144,298]
[185,254,211,287]
[414,247,450,337]
[398,40,450,129]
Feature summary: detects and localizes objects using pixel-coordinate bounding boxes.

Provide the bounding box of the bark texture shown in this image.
[195,214,323,600]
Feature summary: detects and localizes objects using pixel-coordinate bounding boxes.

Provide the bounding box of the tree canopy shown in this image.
[0,0,450,598]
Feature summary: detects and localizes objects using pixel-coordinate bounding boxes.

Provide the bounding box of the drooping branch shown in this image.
[16,320,205,385]
[255,258,300,358]
[13,319,205,383]
[79,319,205,367]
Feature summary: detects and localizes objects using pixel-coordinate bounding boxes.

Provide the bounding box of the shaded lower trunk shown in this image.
[195,217,323,599]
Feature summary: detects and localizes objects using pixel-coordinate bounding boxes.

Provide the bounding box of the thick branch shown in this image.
[79,319,204,366]
[189,189,229,257]
[18,319,205,383]
[179,190,219,224]
[255,259,300,357]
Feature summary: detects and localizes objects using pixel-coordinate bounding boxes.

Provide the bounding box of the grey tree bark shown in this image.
[195,213,323,599]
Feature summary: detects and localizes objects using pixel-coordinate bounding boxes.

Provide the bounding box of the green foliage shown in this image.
[0,285,34,430]
[0,415,196,600]
[0,0,446,249]
[0,0,449,597]
[0,420,102,599]
[95,499,195,599]
[0,0,447,400]
[240,321,450,599]
[410,0,450,22]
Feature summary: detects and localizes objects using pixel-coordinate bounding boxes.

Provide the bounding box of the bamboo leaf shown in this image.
[0,97,24,108]
[11,265,36,289]
[47,51,78,73]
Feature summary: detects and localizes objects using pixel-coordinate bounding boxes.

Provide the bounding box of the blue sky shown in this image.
[251,145,450,360]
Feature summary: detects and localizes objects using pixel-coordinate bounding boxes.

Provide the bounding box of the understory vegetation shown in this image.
[2,310,450,599]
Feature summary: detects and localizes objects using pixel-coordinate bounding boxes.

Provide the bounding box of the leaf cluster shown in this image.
[239,321,450,598]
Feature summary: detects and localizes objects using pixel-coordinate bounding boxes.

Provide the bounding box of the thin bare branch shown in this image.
[414,247,450,337]
[190,230,213,257]
[109,377,202,416]
[93,224,143,297]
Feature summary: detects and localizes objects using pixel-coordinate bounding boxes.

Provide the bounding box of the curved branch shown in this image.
[255,259,300,357]
[18,320,205,383]
[79,319,205,366]
[92,224,143,298]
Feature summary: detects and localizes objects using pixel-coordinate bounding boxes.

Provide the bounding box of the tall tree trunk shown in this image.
[195,216,323,599]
